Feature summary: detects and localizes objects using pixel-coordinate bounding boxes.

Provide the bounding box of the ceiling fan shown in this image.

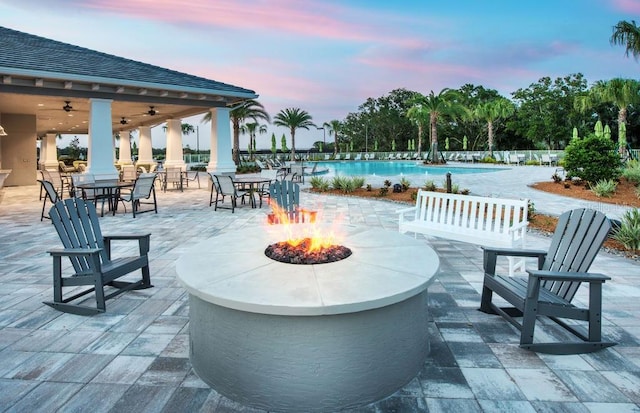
[63,101,73,112]
[147,106,157,116]
[120,117,128,125]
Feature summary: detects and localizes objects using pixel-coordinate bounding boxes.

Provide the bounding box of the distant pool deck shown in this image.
[311,162,633,220]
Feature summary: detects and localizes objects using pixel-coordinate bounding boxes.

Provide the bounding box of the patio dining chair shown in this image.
[163,167,183,192]
[38,179,60,221]
[118,173,158,218]
[120,164,137,182]
[210,174,247,213]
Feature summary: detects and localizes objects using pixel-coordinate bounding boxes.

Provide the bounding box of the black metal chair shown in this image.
[210,174,247,213]
[118,173,158,217]
[38,179,59,221]
[480,208,616,354]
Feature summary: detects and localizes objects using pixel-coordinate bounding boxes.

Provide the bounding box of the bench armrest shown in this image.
[483,247,547,275]
[396,206,416,215]
[527,269,611,283]
[508,220,529,232]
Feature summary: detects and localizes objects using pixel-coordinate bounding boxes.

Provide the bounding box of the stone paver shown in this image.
[0,167,638,412]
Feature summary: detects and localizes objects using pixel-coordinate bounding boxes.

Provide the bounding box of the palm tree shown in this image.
[611,20,640,60]
[241,122,268,159]
[324,120,342,156]
[412,89,468,163]
[273,108,315,160]
[202,99,270,165]
[405,101,430,158]
[474,97,515,156]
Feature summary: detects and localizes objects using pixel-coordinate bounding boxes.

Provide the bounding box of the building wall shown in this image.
[1,113,37,186]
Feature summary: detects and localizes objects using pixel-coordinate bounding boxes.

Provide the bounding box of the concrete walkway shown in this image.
[0,168,638,412]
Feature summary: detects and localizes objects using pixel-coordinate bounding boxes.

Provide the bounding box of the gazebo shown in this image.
[0,25,257,186]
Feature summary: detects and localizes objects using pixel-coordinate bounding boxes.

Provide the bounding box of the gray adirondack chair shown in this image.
[480,208,615,354]
[44,198,153,315]
[268,180,316,224]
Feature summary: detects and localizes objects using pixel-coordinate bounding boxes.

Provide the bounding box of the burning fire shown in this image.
[267,203,345,255]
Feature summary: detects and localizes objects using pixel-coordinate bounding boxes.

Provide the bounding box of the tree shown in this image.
[611,20,640,60]
[590,78,640,130]
[411,89,469,163]
[509,74,588,149]
[202,99,270,165]
[273,108,315,160]
[405,100,430,158]
[474,97,515,156]
[241,122,268,160]
[324,120,342,156]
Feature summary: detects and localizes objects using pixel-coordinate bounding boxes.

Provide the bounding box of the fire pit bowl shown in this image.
[177,225,439,412]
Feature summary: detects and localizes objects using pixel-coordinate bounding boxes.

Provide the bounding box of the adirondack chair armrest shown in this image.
[103,234,151,241]
[527,269,611,283]
[103,234,151,257]
[483,247,547,275]
[47,247,102,257]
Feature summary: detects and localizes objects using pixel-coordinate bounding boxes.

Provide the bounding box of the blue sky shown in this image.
[2,0,640,150]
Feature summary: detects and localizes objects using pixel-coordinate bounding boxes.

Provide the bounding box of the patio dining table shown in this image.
[233,176,272,208]
[77,180,133,216]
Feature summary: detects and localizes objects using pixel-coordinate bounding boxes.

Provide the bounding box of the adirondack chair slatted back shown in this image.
[49,198,110,274]
[541,208,611,301]
[269,180,300,212]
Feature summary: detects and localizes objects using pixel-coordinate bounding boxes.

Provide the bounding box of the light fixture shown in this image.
[0,125,7,136]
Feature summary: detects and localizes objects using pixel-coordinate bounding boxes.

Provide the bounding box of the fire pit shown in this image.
[177,224,439,412]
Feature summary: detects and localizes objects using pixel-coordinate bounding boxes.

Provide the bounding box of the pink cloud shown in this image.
[611,0,640,14]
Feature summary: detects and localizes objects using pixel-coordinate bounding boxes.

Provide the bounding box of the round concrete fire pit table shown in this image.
[177,224,439,412]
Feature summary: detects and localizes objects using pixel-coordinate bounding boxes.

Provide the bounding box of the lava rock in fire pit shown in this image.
[265,238,352,265]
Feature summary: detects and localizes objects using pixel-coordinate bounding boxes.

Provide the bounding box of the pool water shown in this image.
[314,161,506,176]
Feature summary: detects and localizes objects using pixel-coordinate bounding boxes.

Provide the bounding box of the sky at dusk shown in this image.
[2,0,640,150]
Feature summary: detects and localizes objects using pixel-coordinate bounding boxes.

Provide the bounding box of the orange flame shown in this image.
[267,203,342,252]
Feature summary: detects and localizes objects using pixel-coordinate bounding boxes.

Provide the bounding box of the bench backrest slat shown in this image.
[412,190,528,234]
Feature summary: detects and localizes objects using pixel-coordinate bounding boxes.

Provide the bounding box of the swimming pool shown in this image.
[314,161,506,177]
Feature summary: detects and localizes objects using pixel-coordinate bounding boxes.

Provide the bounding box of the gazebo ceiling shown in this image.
[0,25,258,136]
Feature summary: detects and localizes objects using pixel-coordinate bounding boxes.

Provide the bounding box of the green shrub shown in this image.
[400,177,411,191]
[424,180,437,191]
[366,184,372,192]
[331,176,348,191]
[352,176,366,189]
[460,188,470,195]
[621,160,640,185]
[410,190,418,201]
[613,209,640,251]
[551,172,563,183]
[525,159,539,166]
[309,176,329,191]
[591,179,617,198]
[378,187,389,196]
[451,183,460,194]
[636,185,640,199]
[563,134,621,185]
[383,179,392,188]
[480,156,497,163]
[341,179,357,193]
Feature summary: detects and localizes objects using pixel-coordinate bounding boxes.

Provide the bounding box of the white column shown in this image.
[137,125,154,165]
[39,137,46,169]
[207,107,235,173]
[86,98,118,180]
[43,133,58,170]
[164,118,186,170]
[117,130,133,165]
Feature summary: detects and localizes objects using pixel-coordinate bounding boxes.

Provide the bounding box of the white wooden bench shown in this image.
[398,190,529,274]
